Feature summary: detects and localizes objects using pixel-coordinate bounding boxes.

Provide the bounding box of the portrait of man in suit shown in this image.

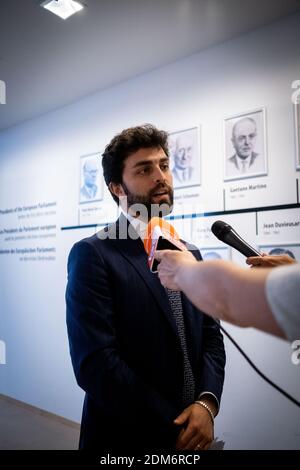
[224,109,267,180]
[66,124,225,452]
[169,127,201,188]
[79,154,102,203]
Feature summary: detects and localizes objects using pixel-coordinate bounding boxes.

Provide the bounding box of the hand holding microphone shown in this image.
[152,218,294,341]
[246,253,297,268]
[144,217,196,288]
[152,217,261,293]
[150,217,264,291]
[211,220,296,267]
[144,217,187,273]
[152,217,259,291]
[154,249,196,290]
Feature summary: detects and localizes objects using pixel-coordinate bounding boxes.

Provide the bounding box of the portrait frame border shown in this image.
[168,125,202,190]
[79,152,104,205]
[223,107,268,182]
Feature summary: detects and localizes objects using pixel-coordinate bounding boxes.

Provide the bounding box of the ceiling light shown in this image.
[41,0,84,20]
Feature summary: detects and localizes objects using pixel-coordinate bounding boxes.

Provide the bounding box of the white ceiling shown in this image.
[1,0,300,131]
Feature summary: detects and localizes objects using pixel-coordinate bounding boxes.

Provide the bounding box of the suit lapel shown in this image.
[231,155,239,170]
[108,215,179,338]
[250,151,257,167]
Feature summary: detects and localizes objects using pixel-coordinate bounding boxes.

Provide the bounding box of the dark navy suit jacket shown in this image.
[66,215,226,451]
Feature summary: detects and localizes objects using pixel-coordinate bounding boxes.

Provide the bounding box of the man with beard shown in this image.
[66,124,225,452]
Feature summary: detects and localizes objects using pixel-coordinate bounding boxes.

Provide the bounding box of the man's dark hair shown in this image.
[102,124,169,204]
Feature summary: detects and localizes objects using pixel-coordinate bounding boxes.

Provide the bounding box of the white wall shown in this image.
[0,13,300,449]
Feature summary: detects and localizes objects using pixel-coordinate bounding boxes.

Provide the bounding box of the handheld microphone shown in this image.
[144,217,187,272]
[211,220,261,257]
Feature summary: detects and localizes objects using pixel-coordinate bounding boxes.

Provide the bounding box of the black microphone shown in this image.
[211,220,261,257]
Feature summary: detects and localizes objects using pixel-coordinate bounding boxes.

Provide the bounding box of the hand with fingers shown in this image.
[246,253,296,268]
[174,403,214,451]
[154,249,197,290]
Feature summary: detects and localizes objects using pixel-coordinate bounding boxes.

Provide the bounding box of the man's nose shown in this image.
[153,166,166,183]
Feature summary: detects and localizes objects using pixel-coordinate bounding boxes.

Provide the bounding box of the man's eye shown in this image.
[139,167,150,175]
[161,163,169,170]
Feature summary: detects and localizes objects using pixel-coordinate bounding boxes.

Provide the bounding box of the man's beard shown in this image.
[121,181,174,220]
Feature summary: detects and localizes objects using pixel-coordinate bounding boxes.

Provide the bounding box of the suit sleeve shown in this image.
[66,240,178,427]
[197,313,226,408]
[189,244,226,407]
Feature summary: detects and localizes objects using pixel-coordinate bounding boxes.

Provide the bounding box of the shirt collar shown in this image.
[121,209,148,241]
[235,154,251,171]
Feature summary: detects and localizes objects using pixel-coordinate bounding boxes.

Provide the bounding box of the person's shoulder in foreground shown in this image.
[265,263,300,342]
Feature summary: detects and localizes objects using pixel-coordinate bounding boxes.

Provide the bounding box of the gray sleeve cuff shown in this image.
[265,264,300,342]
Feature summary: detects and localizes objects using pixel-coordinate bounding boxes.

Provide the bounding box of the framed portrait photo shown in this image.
[258,243,300,262]
[294,103,300,170]
[168,126,201,189]
[79,153,103,204]
[223,108,268,181]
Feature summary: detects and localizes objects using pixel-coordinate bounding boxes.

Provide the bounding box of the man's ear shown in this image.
[109,182,125,199]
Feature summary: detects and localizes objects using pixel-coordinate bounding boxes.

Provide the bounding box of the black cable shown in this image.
[219,323,300,408]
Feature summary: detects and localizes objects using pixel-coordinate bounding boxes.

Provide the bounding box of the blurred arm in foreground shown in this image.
[154,250,300,341]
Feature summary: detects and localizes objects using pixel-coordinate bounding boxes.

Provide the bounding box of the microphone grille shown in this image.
[211,220,231,239]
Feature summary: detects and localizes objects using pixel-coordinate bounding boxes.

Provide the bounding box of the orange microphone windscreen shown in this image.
[143,217,179,255]
[144,217,187,272]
